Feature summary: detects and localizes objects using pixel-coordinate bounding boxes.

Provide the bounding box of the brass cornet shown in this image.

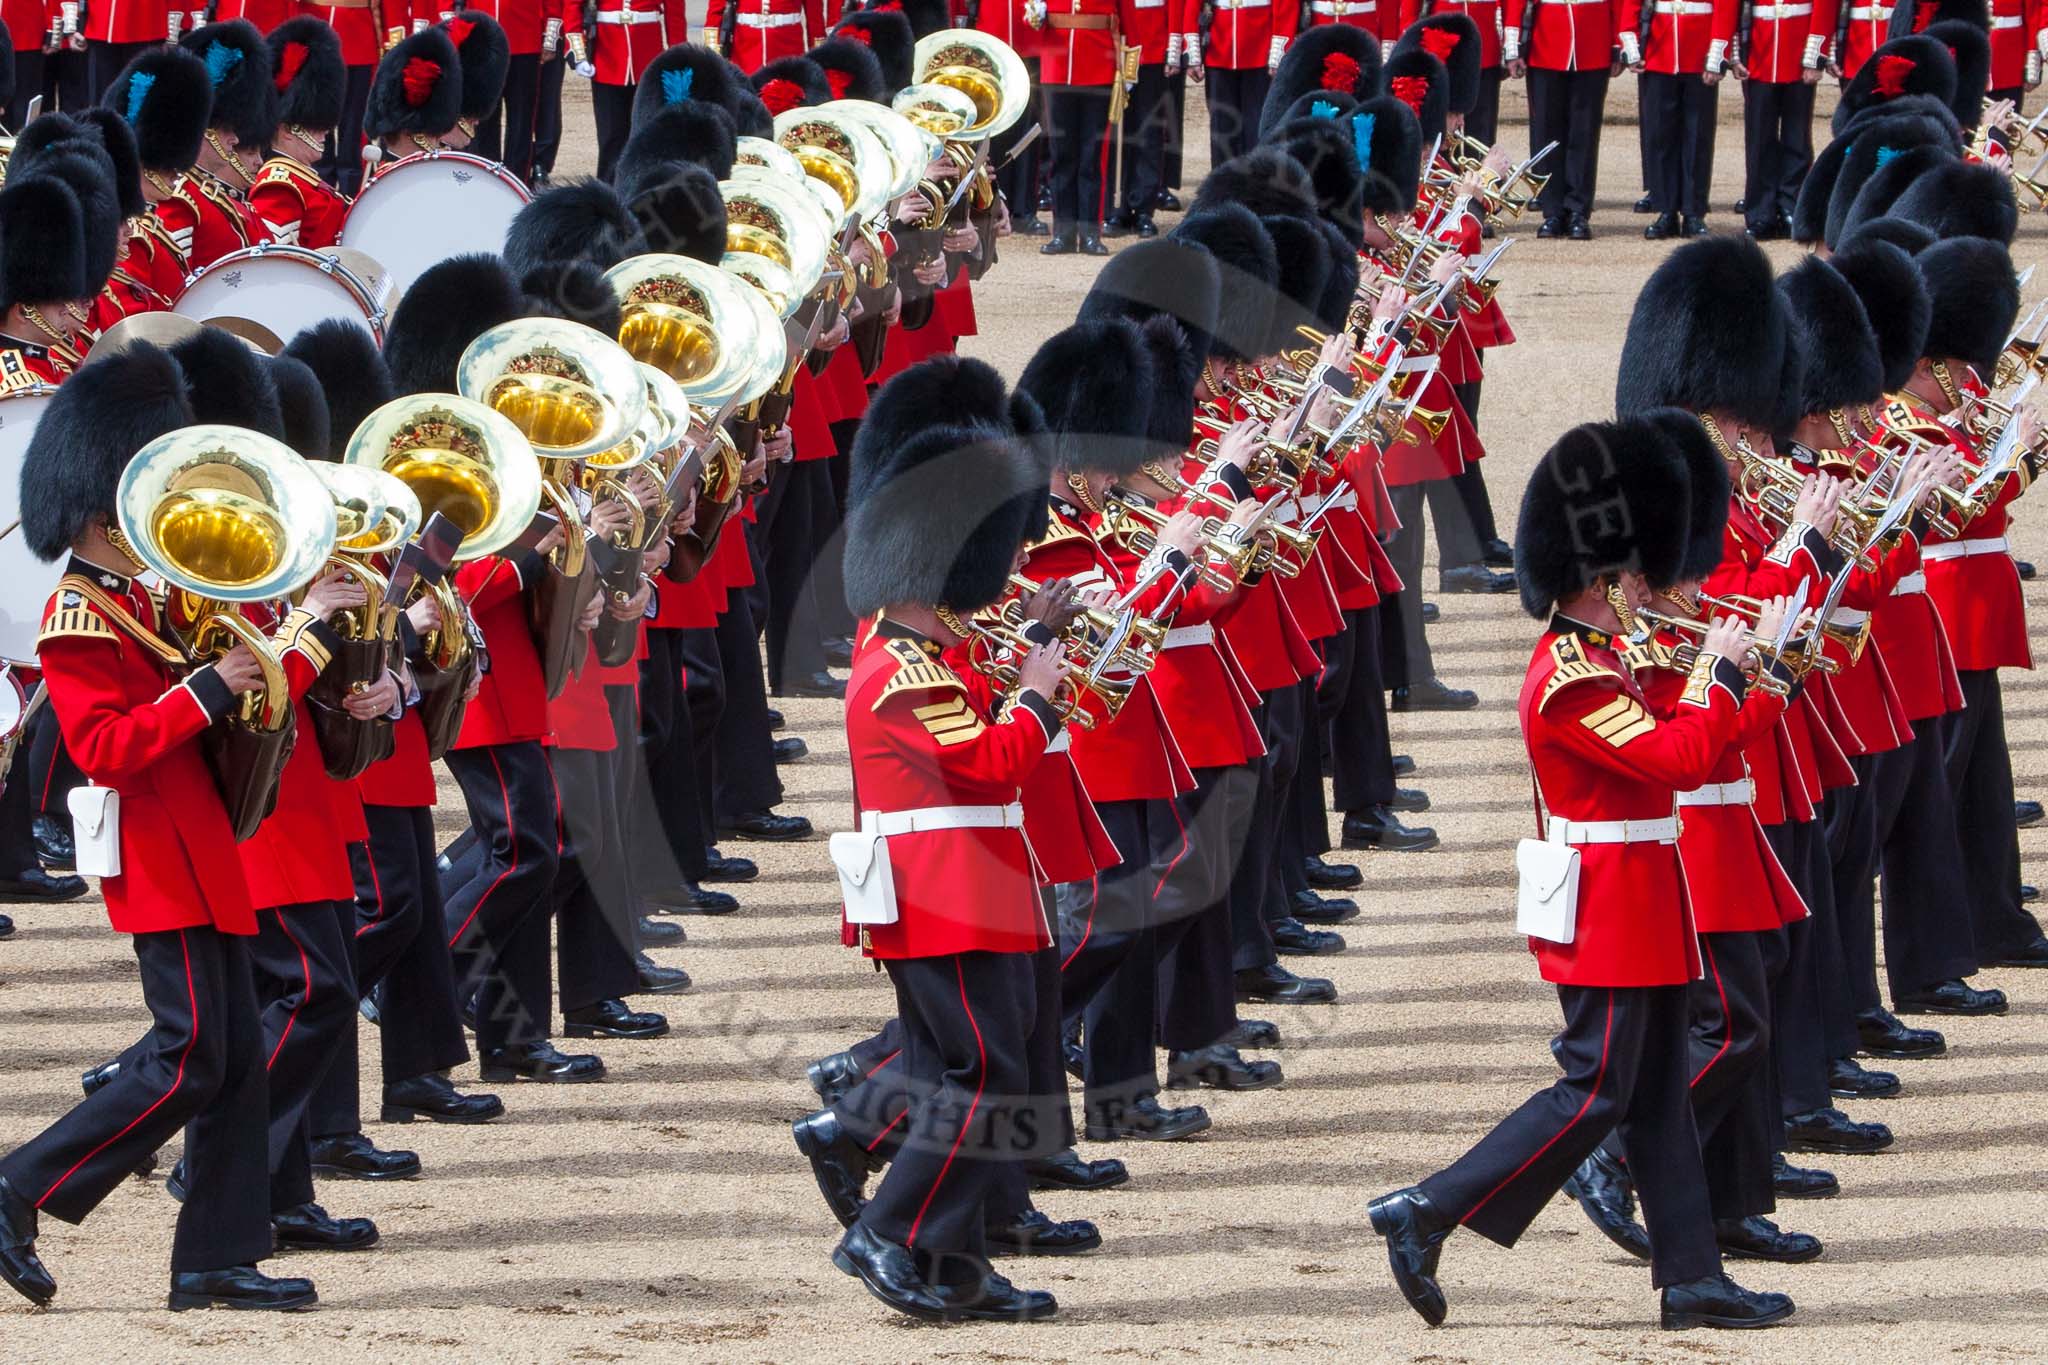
[1098,492,1259,592]
[1008,574,1163,678]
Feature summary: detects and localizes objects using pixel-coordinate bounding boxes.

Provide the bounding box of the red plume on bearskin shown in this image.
[1874,53,1915,94]
[1419,25,1459,60]
[1320,52,1359,91]
[759,77,805,114]
[1390,74,1428,112]
[274,40,307,90]
[445,15,474,46]
[825,68,852,98]
[402,57,440,107]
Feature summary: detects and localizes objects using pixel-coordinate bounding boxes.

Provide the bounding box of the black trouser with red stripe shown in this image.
[1324,604,1396,814]
[853,950,1037,1269]
[553,743,640,1013]
[1227,699,1284,974]
[635,625,706,890]
[474,51,542,183]
[309,805,472,1140]
[1158,764,1258,1052]
[443,740,563,1053]
[1761,821,1833,1119]
[713,560,785,823]
[1826,753,1887,1018]
[1604,930,1776,1222]
[1872,723,1982,999]
[1043,83,1111,232]
[1417,982,1720,1287]
[251,902,357,1213]
[0,925,272,1272]
[1947,669,2042,960]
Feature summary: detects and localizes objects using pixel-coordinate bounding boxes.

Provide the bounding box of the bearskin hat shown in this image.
[1922,19,1990,127]
[729,89,775,139]
[634,44,746,130]
[0,174,93,310]
[1382,49,1449,144]
[1260,213,1337,346]
[625,162,729,262]
[862,0,947,40]
[1888,158,2017,243]
[72,109,145,219]
[505,178,639,281]
[753,56,831,115]
[1839,89,1962,144]
[1269,89,1359,129]
[1017,320,1156,477]
[1918,236,2019,377]
[364,27,463,141]
[1887,0,1989,37]
[617,102,738,186]
[845,356,1047,617]
[267,354,331,461]
[1315,218,1361,333]
[1836,142,1953,243]
[284,318,393,459]
[12,148,121,301]
[1836,215,1938,256]
[441,12,510,122]
[382,253,528,396]
[1192,148,1319,223]
[19,343,195,563]
[1169,203,1278,363]
[1615,234,1786,431]
[1636,409,1733,583]
[1134,313,1206,455]
[1262,24,1381,136]
[179,19,276,147]
[268,16,346,130]
[1516,418,1694,617]
[1074,236,1224,368]
[1349,94,1424,218]
[1267,114,1367,247]
[829,11,915,94]
[1812,112,1956,247]
[1778,256,1885,427]
[101,47,212,174]
[1828,236,1931,393]
[519,259,622,336]
[809,36,888,102]
[169,326,284,437]
[1391,13,1481,114]
[1832,36,1957,136]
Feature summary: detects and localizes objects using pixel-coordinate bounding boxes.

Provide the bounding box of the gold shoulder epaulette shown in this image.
[872,637,967,710]
[254,159,313,199]
[37,588,118,648]
[1538,634,1622,713]
[1026,519,1092,550]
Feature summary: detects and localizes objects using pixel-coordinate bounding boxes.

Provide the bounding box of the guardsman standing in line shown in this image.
[1185,0,1297,165]
[1507,0,1620,238]
[1621,0,1737,237]
[1736,0,1833,238]
[0,345,311,1314]
[163,20,276,269]
[706,0,826,70]
[81,0,168,93]
[1366,416,1798,1333]
[580,0,685,179]
[296,0,387,195]
[1106,0,1173,237]
[361,25,465,162]
[251,17,353,247]
[821,355,1066,1324]
[1039,0,1121,254]
[458,0,549,179]
[439,10,513,153]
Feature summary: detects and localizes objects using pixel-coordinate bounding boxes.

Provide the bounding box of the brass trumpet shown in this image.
[1097,491,1260,592]
[959,612,1109,730]
[1718,427,1882,572]
[1008,574,1163,678]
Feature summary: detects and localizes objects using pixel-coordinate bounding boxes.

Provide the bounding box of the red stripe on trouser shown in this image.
[38,740,59,809]
[39,930,198,1208]
[1152,795,1191,899]
[866,1048,901,1079]
[905,960,989,1249]
[358,839,387,935]
[1690,940,1733,1088]
[449,748,520,947]
[867,1108,908,1154]
[1462,989,1615,1224]
[266,910,313,1071]
[1059,872,1102,971]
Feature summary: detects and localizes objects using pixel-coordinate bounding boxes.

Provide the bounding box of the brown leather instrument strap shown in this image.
[55,574,189,668]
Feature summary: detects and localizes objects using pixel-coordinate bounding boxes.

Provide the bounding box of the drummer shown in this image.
[437,12,512,157]
[92,50,215,335]
[162,21,276,271]
[0,138,124,383]
[361,27,466,171]
[251,18,354,251]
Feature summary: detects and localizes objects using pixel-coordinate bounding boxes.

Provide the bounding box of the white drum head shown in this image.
[174,244,383,351]
[0,389,63,666]
[341,152,531,305]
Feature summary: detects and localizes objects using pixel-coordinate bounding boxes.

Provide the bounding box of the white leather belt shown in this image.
[1162,623,1215,648]
[737,10,803,25]
[1655,2,1715,14]
[595,8,662,20]
[1846,4,1892,17]
[1921,536,2009,561]
[1677,779,1755,808]
[1892,571,1927,594]
[1992,13,2023,26]
[869,802,1025,836]
[1131,0,1166,8]
[1214,0,1270,10]
[1311,1,1377,13]
[1830,607,1869,628]
[1751,3,1811,16]
[1548,815,1680,844]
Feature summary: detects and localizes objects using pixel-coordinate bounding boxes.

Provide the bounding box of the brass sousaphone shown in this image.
[117,425,339,839]
[304,463,422,779]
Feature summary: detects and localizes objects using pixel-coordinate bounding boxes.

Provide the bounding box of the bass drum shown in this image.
[0,385,63,666]
[174,243,384,351]
[341,151,531,305]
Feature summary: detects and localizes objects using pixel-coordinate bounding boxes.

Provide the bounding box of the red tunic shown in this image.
[159,175,272,273]
[1835,0,1892,77]
[298,0,382,66]
[453,550,551,748]
[1521,626,1742,986]
[1618,0,1736,71]
[706,0,824,69]
[249,153,353,250]
[1504,0,1617,68]
[37,565,258,935]
[1740,0,1835,82]
[580,0,685,83]
[841,625,1058,959]
[1183,0,1295,68]
[85,0,171,44]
